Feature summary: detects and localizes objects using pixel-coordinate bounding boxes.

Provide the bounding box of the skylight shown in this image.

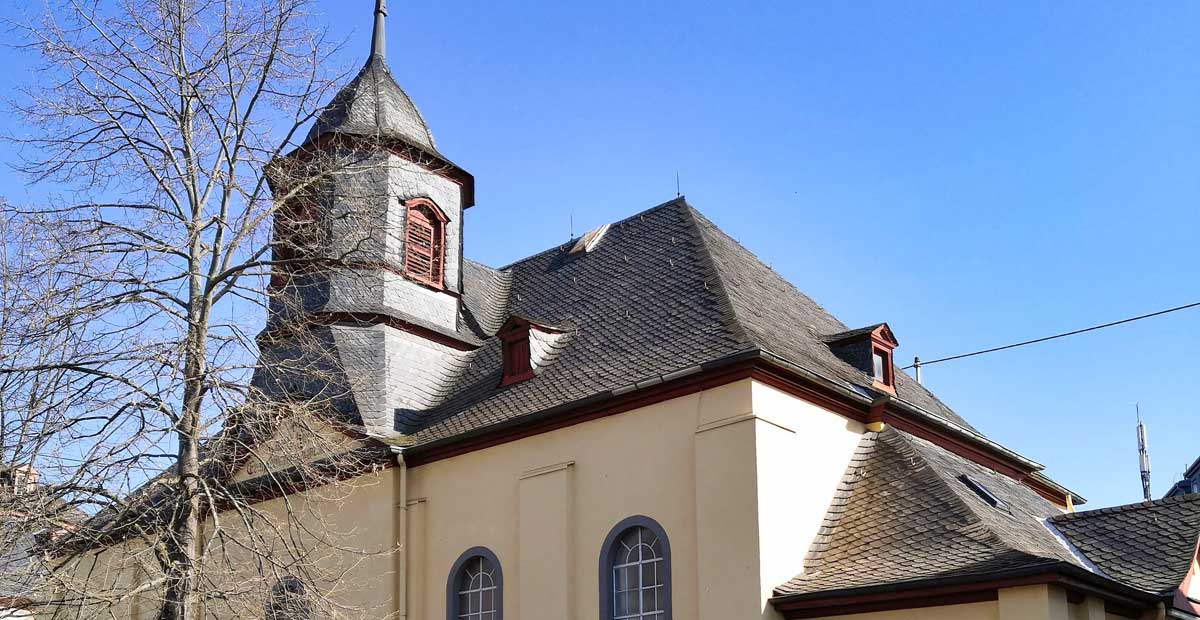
[569,223,611,255]
[960,474,1008,510]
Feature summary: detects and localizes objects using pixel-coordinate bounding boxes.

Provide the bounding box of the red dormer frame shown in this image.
[868,324,899,393]
[499,318,535,386]
[403,197,448,290]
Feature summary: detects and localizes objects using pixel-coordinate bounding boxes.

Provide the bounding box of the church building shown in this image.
[72,3,1200,620]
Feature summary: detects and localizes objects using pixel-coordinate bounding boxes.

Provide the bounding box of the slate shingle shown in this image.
[400,198,982,447]
[775,427,1076,597]
[306,55,439,156]
[1050,494,1200,595]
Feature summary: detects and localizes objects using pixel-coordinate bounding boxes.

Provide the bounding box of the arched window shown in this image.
[447,547,502,620]
[600,516,671,620]
[266,576,311,620]
[403,198,447,289]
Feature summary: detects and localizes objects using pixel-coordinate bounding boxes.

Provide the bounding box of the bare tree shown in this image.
[0,2,397,618]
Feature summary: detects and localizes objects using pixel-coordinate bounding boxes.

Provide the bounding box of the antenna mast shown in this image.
[1136,404,1152,501]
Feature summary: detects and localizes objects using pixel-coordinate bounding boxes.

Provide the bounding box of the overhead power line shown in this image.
[903,300,1200,370]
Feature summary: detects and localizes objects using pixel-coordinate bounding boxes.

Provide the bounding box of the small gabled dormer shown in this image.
[499,318,535,386]
[498,317,572,386]
[826,323,899,393]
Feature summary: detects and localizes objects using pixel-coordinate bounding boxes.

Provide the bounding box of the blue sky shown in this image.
[3,2,1199,509]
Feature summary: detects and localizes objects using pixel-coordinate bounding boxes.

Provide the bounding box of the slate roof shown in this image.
[1050,494,1200,596]
[824,323,890,343]
[1166,456,1200,497]
[396,198,983,445]
[306,56,440,156]
[0,491,86,606]
[775,427,1082,597]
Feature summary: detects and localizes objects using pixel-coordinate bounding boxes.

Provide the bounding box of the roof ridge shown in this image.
[1051,492,1200,522]
[494,196,692,271]
[685,205,851,336]
[676,202,756,347]
[371,58,436,148]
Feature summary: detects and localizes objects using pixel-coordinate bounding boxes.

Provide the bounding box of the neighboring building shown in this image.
[1168,456,1200,497]
[0,466,78,618]
[58,4,1200,620]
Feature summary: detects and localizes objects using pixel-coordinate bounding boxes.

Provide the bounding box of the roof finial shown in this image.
[371,0,388,59]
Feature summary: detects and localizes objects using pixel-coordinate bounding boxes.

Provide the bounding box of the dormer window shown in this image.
[403,198,448,289]
[499,319,534,386]
[497,317,571,386]
[825,323,899,394]
[872,345,893,388]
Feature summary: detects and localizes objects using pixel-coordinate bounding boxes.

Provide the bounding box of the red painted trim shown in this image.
[0,596,31,610]
[773,570,1155,619]
[278,133,476,210]
[1172,538,1200,615]
[223,447,394,510]
[884,413,1031,480]
[872,344,896,393]
[779,589,997,618]
[402,198,447,290]
[272,259,463,299]
[263,311,478,352]
[746,363,870,424]
[406,360,760,467]
[407,356,1071,507]
[498,317,535,386]
[872,324,899,348]
[404,355,1072,508]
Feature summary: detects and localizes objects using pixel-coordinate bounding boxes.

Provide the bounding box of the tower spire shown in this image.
[371,0,388,59]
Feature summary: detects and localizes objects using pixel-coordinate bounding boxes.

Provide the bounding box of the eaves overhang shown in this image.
[769,561,1163,620]
[267,132,476,209]
[402,346,1080,508]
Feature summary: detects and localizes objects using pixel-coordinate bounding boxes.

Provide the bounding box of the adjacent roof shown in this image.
[1167,455,1200,497]
[1050,494,1200,595]
[776,427,1081,597]
[305,55,439,156]
[396,198,981,445]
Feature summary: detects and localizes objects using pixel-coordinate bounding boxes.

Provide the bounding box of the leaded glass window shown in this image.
[452,553,499,620]
[610,526,665,620]
[266,576,311,620]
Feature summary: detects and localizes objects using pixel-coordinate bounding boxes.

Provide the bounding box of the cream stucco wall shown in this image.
[752,381,866,619]
[52,379,1147,620]
[404,378,864,620]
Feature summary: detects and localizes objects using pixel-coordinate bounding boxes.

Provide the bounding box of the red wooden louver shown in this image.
[499,318,536,386]
[403,200,445,289]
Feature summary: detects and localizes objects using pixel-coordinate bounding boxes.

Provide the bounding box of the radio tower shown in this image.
[1136,404,1152,502]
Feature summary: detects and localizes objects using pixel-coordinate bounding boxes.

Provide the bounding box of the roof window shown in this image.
[960,474,1008,511]
[569,223,611,255]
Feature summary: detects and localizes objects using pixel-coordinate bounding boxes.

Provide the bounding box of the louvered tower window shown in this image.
[403,198,447,289]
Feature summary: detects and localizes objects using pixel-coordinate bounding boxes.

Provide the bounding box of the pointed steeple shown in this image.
[304,0,437,154]
[370,0,387,59]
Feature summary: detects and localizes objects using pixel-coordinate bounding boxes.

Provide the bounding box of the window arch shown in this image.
[447,547,503,620]
[403,197,447,289]
[266,576,311,620]
[600,516,672,620]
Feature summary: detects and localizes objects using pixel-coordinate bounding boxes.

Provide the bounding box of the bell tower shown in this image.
[259,0,476,434]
